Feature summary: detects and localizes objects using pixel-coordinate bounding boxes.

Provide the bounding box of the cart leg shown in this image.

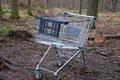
[35,45,52,80]
[36,45,52,69]
[81,50,87,69]
[54,49,81,76]
[55,47,63,67]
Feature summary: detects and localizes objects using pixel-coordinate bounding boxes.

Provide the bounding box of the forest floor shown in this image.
[0,12,120,80]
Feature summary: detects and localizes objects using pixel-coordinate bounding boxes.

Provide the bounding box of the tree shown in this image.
[11,0,19,19]
[0,0,2,20]
[56,0,58,7]
[79,0,82,14]
[46,0,49,8]
[27,0,32,15]
[111,0,118,12]
[87,0,99,17]
[72,0,75,9]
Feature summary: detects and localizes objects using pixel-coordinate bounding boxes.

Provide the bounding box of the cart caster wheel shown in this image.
[35,70,43,80]
[57,59,63,67]
[83,66,88,73]
[50,76,57,80]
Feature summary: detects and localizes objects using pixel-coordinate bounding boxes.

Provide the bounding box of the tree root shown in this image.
[0,56,19,71]
[8,30,34,40]
[0,73,17,80]
[0,56,33,80]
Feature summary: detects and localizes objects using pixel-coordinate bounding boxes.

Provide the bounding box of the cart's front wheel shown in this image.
[35,70,43,80]
[49,76,57,80]
[57,59,63,67]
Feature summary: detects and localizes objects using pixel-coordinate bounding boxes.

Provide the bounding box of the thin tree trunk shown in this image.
[46,0,49,8]
[11,0,19,19]
[56,0,59,8]
[65,0,68,10]
[27,0,32,15]
[106,0,110,11]
[72,0,75,9]
[87,0,99,17]
[101,0,104,12]
[79,0,82,14]
[0,0,2,20]
[112,0,117,12]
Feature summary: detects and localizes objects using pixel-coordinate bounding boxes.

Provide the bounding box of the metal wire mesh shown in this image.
[35,13,94,48]
[58,16,93,48]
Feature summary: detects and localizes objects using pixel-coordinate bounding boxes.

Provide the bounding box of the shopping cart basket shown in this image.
[35,12,95,80]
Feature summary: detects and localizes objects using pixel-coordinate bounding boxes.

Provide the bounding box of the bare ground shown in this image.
[0,36,120,80]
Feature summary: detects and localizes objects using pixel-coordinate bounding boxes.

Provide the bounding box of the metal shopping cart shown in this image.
[35,12,95,80]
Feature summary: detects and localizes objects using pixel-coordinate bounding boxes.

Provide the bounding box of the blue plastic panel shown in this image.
[38,16,68,38]
[65,26,81,37]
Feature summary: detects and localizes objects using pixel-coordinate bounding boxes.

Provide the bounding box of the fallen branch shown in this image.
[87,48,109,57]
[88,34,120,40]
[95,49,109,57]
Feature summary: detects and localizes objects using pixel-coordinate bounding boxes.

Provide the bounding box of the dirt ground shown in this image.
[0,12,120,80]
[0,35,120,80]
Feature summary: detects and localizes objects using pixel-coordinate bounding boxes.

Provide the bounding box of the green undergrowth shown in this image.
[98,18,120,22]
[0,24,35,36]
[107,51,120,56]
[0,66,4,71]
[0,25,15,35]
[19,9,30,18]
[110,18,120,21]
[3,8,34,19]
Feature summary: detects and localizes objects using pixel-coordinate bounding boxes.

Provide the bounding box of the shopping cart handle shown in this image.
[63,12,96,19]
[37,16,69,25]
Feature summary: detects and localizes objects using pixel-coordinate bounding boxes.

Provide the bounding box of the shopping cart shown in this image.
[35,12,95,80]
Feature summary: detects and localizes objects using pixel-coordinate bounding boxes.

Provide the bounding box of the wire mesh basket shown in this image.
[58,14,94,48]
[35,14,94,48]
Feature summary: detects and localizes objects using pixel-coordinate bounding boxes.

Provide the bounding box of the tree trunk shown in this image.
[87,0,99,17]
[111,0,117,12]
[0,0,2,20]
[72,0,75,9]
[79,0,82,14]
[11,0,19,19]
[99,0,104,12]
[27,0,32,16]
[46,0,49,8]
[87,0,92,15]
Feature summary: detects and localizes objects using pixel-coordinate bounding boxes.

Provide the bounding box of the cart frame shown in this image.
[34,12,95,80]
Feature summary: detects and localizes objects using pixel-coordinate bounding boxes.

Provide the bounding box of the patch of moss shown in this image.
[111,18,120,22]
[107,51,120,56]
[19,10,29,18]
[0,66,4,71]
[0,25,15,35]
